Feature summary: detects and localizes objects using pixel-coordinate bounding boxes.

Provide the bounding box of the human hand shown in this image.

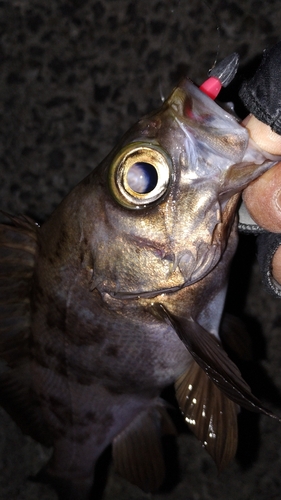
[242,115,281,284]
[238,41,281,289]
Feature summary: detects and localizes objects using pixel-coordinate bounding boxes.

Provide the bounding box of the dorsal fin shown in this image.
[0,215,52,446]
[112,404,176,492]
[175,360,238,470]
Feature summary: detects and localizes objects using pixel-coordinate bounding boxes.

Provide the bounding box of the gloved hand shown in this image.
[239,42,281,297]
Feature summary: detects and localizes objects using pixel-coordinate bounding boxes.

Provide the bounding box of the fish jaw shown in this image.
[166,78,280,193]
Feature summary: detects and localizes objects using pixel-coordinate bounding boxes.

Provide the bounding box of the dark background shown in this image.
[1,1,281,499]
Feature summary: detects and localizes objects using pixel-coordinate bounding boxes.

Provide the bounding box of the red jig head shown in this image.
[199,53,240,99]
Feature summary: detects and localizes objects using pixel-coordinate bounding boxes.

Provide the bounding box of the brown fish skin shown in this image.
[0,78,279,498]
[30,206,191,481]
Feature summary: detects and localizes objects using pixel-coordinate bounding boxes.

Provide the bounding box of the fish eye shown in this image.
[126,162,158,194]
[109,142,172,209]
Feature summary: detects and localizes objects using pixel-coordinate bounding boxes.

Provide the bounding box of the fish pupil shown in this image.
[127,162,158,194]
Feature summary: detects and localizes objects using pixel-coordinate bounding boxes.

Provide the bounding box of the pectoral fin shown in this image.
[155,304,277,419]
[175,360,238,470]
[0,215,52,445]
[112,404,176,493]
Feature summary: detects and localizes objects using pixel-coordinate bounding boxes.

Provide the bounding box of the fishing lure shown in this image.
[0,55,279,499]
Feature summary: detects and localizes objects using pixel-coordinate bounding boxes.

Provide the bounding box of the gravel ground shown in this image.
[1,1,281,499]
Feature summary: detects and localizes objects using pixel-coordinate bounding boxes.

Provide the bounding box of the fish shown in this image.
[0,74,280,499]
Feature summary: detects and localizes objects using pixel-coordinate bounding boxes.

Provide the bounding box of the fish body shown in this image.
[0,78,279,497]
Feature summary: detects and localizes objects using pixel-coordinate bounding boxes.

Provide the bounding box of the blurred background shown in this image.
[1,1,281,499]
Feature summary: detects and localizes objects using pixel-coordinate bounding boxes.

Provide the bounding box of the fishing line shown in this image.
[202,0,222,75]
[157,0,223,100]
[158,0,183,101]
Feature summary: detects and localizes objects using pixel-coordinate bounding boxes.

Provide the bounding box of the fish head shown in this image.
[61,79,277,298]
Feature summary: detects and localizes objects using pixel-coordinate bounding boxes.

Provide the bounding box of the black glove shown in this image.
[239,41,281,134]
[257,232,281,298]
[239,42,281,298]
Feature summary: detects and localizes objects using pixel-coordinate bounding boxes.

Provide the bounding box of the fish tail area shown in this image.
[112,404,176,493]
[0,214,52,445]
[175,360,238,471]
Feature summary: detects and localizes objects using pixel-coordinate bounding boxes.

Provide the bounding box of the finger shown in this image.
[243,115,281,154]
[242,111,281,285]
[242,114,281,233]
[242,161,281,233]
